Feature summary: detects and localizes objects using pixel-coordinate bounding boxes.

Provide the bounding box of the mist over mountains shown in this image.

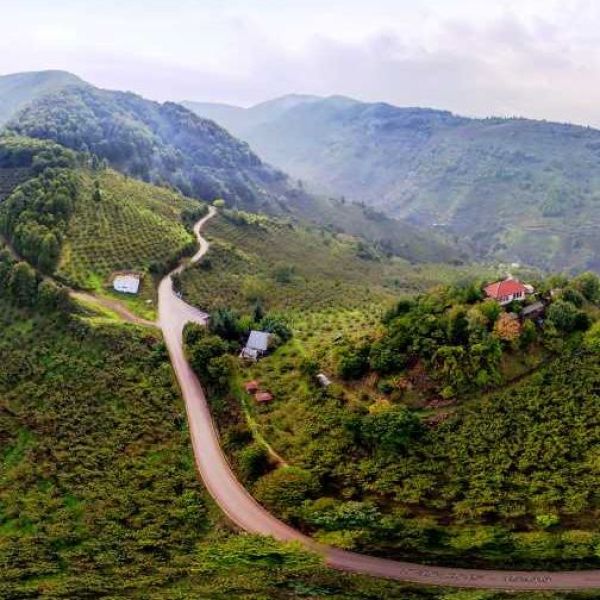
[186,95,600,272]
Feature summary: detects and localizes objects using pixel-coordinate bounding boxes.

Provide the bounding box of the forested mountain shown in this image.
[186,95,600,273]
[0,70,83,126]
[0,75,460,264]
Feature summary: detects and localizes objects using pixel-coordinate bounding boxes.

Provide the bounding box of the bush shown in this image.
[238,443,269,482]
[361,405,422,455]
[254,467,319,520]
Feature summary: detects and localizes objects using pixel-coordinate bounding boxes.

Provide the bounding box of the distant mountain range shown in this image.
[185,95,600,272]
[0,71,458,264]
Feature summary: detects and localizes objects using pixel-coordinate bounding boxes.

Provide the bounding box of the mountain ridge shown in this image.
[186,94,600,272]
[0,72,461,264]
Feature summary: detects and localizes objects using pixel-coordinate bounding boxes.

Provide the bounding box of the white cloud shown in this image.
[2,0,600,125]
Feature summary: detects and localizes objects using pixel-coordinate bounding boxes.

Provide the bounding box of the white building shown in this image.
[240,330,271,361]
[113,274,141,295]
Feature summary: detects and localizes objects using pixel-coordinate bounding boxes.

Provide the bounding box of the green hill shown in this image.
[178,204,600,569]
[179,208,483,315]
[0,137,200,292]
[1,293,442,599]
[187,95,600,273]
[56,169,199,289]
[1,75,462,265]
[0,70,83,126]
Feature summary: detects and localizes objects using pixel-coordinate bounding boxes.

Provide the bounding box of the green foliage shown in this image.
[361,406,422,454]
[57,169,198,287]
[8,85,290,209]
[0,250,70,311]
[338,344,371,380]
[574,272,600,304]
[254,467,319,520]
[180,211,483,315]
[547,300,589,333]
[0,167,77,273]
[238,443,270,482]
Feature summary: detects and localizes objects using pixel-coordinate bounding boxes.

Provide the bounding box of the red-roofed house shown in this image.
[484,278,533,306]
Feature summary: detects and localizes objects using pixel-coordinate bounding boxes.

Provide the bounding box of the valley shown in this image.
[1,66,600,599]
[186,95,600,273]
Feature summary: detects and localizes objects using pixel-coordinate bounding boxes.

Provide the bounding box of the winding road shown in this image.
[157,206,600,591]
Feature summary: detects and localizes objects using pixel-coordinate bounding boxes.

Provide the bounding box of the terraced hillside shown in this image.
[57,169,199,289]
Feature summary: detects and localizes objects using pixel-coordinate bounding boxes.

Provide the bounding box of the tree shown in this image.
[361,406,422,455]
[493,312,522,342]
[210,307,243,341]
[93,179,102,202]
[260,313,292,342]
[9,261,38,306]
[254,467,319,520]
[188,335,228,378]
[238,443,269,482]
[547,300,587,333]
[574,272,600,304]
[337,345,370,380]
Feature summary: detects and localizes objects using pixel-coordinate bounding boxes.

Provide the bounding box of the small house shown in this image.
[244,380,260,394]
[240,330,271,361]
[521,301,545,320]
[484,277,532,306]
[255,392,273,403]
[316,373,332,388]
[113,274,141,295]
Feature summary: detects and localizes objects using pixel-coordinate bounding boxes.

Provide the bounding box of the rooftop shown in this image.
[484,278,528,299]
[113,274,141,294]
[246,330,270,352]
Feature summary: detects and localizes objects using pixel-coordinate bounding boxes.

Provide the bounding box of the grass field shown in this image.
[56,169,198,290]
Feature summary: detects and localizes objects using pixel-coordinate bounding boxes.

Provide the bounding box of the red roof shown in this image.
[244,380,259,392]
[484,279,527,300]
[255,392,273,403]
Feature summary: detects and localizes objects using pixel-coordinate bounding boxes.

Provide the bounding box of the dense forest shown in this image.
[6,85,300,210]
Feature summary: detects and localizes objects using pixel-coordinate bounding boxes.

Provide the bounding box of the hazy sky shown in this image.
[3,0,600,125]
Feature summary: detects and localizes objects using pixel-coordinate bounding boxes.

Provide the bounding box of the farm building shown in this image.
[244,380,260,393]
[255,392,273,403]
[113,274,141,295]
[521,301,545,320]
[484,277,533,306]
[240,330,271,361]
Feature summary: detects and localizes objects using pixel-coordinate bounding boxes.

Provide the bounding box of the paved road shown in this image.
[158,207,600,590]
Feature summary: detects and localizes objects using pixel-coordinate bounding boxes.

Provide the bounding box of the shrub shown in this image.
[254,467,319,520]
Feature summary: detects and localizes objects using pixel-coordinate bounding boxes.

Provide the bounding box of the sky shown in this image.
[3,0,600,125]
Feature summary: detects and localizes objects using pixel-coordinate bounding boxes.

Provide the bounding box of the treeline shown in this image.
[0,134,76,173]
[0,247,70,310]
[0,167,78,272]
[337,273,600,398]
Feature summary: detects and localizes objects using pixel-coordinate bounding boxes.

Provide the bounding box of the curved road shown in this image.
[158,206,600,591]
